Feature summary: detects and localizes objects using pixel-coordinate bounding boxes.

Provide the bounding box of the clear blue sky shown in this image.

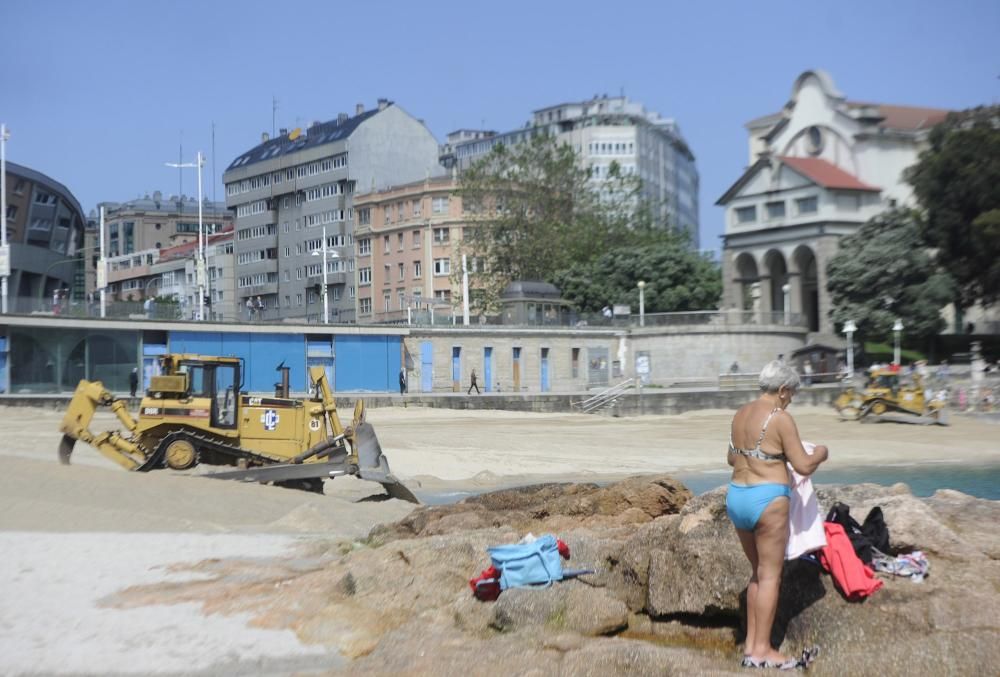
[2,0,997,253]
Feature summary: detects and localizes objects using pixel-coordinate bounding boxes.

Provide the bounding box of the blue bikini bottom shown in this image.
[726,482,791,531]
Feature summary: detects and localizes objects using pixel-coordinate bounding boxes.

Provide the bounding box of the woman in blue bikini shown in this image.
[727,360,828,669]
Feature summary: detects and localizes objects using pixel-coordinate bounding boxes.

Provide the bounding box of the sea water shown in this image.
[677,462,1000,500]
[416,462,1000,505]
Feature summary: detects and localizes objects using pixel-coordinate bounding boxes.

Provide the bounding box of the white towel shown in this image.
[785,441,827,560]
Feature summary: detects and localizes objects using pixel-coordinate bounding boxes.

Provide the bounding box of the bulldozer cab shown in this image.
[157,355,242,429]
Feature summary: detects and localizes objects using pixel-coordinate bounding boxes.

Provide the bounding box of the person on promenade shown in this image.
[245,297,254,321]
[468,368,481,395]
[399,367,407,395]
[727,360,829,669]
[129,367,139,398]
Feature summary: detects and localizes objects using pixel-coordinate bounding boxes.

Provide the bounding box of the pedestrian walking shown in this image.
[399,367,407,395]
[129,367,139,398]
[468,368,481,395]
[256,296,265,320]
[245,297,254,321]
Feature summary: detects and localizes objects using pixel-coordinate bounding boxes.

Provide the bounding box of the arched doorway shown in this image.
[734,253,759,311]
[794,246,820,332]
[764,249,788,317]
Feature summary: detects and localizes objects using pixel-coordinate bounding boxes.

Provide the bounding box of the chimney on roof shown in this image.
[338,113,348,125]
[377,98,388,111]
[153,190,162,201]
[355,103,364,115]
[262,132,270,143]
[279,128,288,136]
[309,120,320,129]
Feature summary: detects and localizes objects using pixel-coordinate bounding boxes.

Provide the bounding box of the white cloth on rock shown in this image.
[785,441,826,559]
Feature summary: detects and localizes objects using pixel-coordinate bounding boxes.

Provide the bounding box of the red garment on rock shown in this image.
[557,538,570,560]
[818,522,883,600]
[469,565,500,591]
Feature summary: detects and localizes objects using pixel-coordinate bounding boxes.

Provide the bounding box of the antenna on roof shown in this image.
[211,121,217,209]
[272,96,278,138]
[178,131,183,199]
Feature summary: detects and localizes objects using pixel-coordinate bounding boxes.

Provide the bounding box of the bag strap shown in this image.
[504,544,556,590]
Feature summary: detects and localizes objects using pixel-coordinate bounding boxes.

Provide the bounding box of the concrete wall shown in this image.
[404,324,807,393]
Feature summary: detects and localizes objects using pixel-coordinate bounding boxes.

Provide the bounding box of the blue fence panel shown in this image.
[420,341,434,392]
[334,335,400,391]
[169,331,224,356]
[169,331,305,393]
[249,334,305,393]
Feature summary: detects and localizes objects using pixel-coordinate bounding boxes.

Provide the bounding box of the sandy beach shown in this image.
[1,403,998,675]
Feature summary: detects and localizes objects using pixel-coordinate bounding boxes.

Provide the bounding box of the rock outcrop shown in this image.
[341,479,1000,675]
[126,475,1000,675]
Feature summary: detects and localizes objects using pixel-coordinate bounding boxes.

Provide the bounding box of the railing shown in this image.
[642,310,806,327]
[573,378,635,414]
[2,297,809,330]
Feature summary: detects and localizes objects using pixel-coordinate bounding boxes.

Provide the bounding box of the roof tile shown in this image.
[779,156,880,192]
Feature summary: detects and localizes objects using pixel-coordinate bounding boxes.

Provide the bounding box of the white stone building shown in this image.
[717,70,950,335]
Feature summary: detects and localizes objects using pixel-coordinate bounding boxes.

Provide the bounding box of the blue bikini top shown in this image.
[728,407,786,462]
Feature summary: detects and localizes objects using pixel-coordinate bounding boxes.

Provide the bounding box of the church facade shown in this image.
[717,70,949,335]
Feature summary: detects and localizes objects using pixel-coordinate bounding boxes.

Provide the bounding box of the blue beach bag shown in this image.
[488,534,564,590]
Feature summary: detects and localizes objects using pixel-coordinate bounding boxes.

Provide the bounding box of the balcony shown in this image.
[240,282,278,296]
[306,271,347,285]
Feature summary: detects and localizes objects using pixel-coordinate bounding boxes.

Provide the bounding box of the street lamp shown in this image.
[892,318,904,366]
[782,283,791,325]
[165,151,205,321]
[310,226,341,324]
[843,319,857,378]
[637,280,646,327]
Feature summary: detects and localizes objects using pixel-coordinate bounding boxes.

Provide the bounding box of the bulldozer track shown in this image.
[151,430,291,471]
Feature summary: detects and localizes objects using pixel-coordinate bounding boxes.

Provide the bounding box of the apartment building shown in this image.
[353,176,469,322]
[2,161,86,305]
[97,192,232,255]
[99,227,236,320]
[223,99,443,323]
[152,228,236,321]
[439,95,700,246]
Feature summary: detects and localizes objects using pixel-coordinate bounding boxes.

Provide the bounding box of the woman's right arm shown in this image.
[779,414,828,476]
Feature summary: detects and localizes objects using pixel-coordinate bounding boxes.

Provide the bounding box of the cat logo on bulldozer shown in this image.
[261,409,279,431]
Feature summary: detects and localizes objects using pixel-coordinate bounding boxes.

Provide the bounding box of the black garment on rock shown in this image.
[826,502,890,564]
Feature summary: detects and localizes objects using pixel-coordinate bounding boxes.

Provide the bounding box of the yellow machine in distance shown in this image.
[58,353,417,500]
[834,367,947,424]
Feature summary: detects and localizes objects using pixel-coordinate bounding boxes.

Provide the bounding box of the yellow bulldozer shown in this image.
[58,353,418,501]
[833,367,948,425]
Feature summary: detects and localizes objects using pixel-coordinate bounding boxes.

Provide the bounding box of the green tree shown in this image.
[458,133,654,308]
[905,105,1000,311]
[827,209,954,344]
[552,235,721,313]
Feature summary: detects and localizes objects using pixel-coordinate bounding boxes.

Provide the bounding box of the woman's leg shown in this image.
[735,528,758,655]
[749,496,790,662]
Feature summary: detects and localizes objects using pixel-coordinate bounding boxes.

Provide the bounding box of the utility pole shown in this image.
[0,123,10,314]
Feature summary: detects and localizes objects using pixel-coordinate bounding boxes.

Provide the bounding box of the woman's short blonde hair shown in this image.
[759,360,801,393]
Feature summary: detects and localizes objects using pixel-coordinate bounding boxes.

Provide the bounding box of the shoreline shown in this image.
[409,456,1000,504]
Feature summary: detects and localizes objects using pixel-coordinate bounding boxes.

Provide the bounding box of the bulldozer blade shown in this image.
[354,421,419,503]
[58,435,75,465]
[204,456,350,484]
